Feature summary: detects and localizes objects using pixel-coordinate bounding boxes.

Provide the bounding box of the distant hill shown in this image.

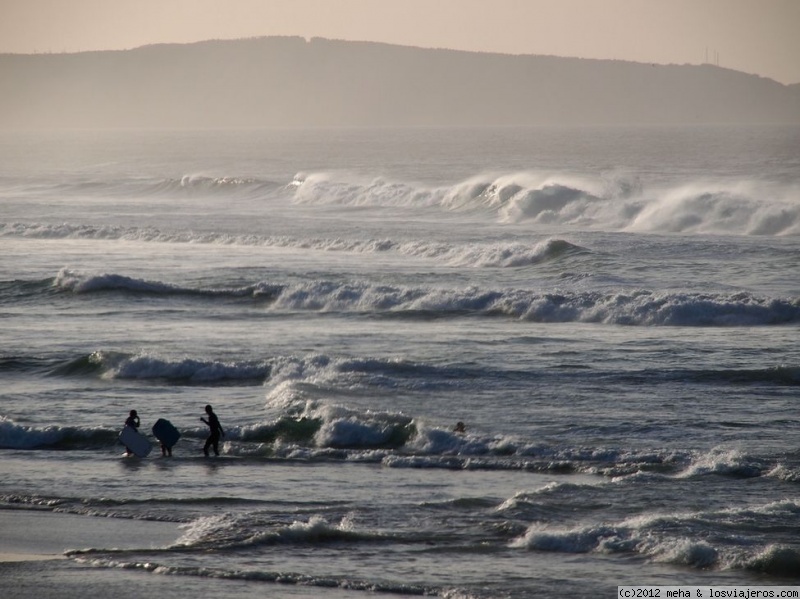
[1,36,798,129]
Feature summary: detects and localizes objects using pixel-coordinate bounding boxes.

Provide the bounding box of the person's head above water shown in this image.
[129,409,137,418]
[205,404,213,414]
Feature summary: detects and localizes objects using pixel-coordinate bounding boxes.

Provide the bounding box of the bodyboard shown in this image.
[152,418,181,449]
[119,425,151,457]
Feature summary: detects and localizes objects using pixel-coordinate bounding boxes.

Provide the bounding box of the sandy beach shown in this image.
[0,509,181,561]
[0,509,184,599]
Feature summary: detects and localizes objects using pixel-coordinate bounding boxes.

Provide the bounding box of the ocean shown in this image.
[1,125,799,598]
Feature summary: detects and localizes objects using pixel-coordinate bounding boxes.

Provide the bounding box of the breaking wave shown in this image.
[170,513,385,552]
[0,415,115,450]
[51,350,272,384]
[5,167,798,237]
[289,171,800,236]
[511,500,800,575]
[2,222,584,269]
[48,268,800,326]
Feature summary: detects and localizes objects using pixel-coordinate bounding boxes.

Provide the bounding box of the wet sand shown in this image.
[0,509,181,562]
[0,509,371,599]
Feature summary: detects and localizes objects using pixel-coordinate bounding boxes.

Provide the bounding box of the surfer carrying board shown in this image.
[123,409,140,456]
[201,404,225,456]
[152,418,180,457]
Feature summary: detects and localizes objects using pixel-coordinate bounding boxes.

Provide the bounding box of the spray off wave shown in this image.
[4,165,798,236]
[290,171,800,236]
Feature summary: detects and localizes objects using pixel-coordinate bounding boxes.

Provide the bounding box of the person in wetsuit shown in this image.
[201,404,224,456]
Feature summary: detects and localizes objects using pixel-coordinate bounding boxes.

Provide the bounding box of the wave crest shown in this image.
[512,499,800,573]
[0,415,113,449]
[47,269,800,326]
[289,171,800,236]
[55,350,271,385]
[3,223,584,269]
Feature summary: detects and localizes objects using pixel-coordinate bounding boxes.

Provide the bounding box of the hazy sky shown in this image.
[2,0,798,84]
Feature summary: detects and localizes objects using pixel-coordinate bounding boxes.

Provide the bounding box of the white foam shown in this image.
[288,170,800,236]
[677,447,764,478]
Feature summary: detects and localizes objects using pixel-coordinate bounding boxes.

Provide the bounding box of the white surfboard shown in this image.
[119,425,152,457]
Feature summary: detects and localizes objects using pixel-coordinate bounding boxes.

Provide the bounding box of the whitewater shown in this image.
[1,125,799,598]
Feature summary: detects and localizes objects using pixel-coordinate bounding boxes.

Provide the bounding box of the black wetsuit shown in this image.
[203,412,223,456]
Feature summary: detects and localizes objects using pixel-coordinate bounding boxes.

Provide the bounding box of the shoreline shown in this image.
[0,551,63,562]
[0,508,181,563]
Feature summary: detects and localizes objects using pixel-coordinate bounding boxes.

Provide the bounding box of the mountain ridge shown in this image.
[1,36,797,128]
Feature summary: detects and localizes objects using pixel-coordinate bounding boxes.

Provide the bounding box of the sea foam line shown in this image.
[66,555,436,595]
